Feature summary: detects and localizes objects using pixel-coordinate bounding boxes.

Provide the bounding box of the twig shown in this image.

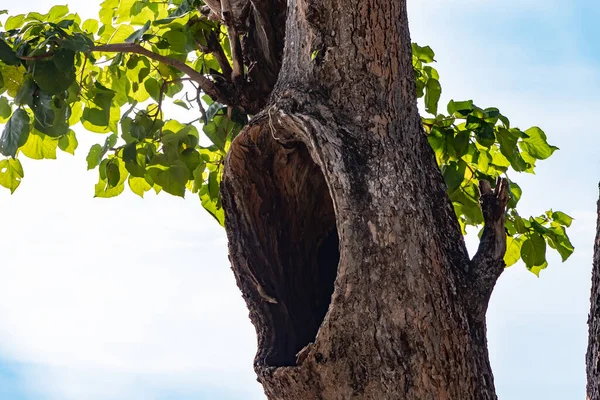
[192,82,208,123]
[92,43,227,103]
[18,42,230,105]
[195,32,233,80]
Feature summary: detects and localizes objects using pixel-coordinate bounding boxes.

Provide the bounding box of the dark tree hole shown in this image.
[263,142,340,367]
[223,127,339,368]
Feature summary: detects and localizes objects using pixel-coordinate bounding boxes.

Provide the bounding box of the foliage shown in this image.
[0,4,573,275]
[413,43,573,275]
[0,1,239,225]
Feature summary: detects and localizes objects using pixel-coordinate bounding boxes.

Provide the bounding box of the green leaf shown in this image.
[61,34,94,52]
[128,175,152,197]
[442,161,466,191]
[497,128,527,172]
[546,225,575,261]
[424,78,441,115]
[0,158,24,193]
[108,24,135,44]
[5,15,25,31]
[412,43,435,63]
[0,40,20,66]
[205,102,225,122]
[474,122,495,148]
[32,59,76,95]
[94,178,125,198]
[453,130,469,158]
[20,130,58,160]
[82,107,111,132]
[529,261,549,278]
[164,30,188,53]
[122,142,137,163]
[31,92,70,137]
[173,99,189,109]
[203,115,229,152]
[504,235,524,267]
[519,127,558,160]
[147,160,188,197]
[0,97,11,119]
[86,144,103,169]
[47,5,69,22]
[0,108,30,158]
[58,130,78,155]
[423,66,439,80]
[521,233,547,270]
[106,161,120,187]
[511,214,530,234]
[552,211,573,227]
[125,20,150,43]
[507,181,522,209]
[81,19,99,34]
[52,49,76,74]
[14,76,36,106]
[144,78,161,102]
[447,100,473,116]
[200,184,224,226]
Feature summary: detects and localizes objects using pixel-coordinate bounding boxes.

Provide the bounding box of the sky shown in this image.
[0,0,599,399]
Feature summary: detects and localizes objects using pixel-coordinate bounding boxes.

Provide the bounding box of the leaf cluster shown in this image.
[0,2,244,224]
[413,43,573,275]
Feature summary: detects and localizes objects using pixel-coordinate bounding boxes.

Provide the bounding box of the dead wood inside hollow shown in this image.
[223,125,339,367]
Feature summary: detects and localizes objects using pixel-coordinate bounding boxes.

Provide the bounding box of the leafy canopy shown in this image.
[0,3,573,275]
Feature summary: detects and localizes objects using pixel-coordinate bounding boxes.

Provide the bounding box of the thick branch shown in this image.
[91,43,229,104]
[220,0,244,83]
[465,177,509,319]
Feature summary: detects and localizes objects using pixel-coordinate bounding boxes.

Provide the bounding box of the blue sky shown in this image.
[0,0,599,399]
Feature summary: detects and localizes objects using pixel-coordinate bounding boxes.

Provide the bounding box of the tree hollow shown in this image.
[223,125,339,367]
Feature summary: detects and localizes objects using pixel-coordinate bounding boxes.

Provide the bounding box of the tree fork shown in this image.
[222,0,506,398]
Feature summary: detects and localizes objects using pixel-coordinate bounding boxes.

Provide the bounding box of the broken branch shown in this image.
[465,177,510,319]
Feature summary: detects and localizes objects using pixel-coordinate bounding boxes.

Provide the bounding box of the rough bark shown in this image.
[587,187,600,400]
[221,0,509,398]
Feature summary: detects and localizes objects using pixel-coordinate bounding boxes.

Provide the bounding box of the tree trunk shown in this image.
[587,188,600,399]
[221,0,508,398]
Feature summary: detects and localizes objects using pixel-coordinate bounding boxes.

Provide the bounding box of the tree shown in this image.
[588,190,600,399]
[0,1,574,398]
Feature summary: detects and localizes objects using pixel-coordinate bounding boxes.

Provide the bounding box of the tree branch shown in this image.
[465,177,509,319]
[195,32,233,80]
[91,43,229,104]
[220,0,244,83]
